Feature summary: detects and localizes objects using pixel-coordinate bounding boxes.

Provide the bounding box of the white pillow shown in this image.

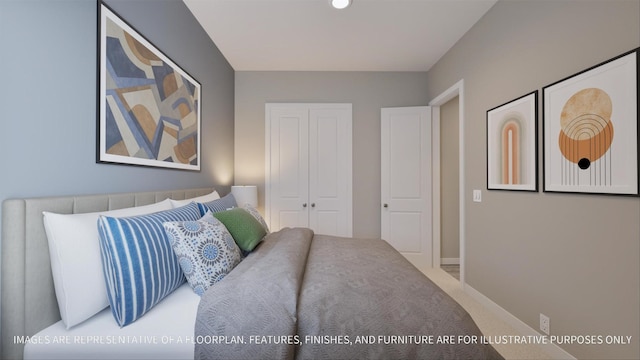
[169,190,219,208]
[43,198,173,329]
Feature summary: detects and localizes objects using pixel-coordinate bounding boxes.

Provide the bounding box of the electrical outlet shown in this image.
[540,313,550,335]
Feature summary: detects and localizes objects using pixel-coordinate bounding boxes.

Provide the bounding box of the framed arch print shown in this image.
[542,48,638,196]
[487,91,539,191]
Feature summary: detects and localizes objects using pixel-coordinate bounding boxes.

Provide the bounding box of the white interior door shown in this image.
[266,105,309,230]
[381,106,432,271]
[309,106,353,237]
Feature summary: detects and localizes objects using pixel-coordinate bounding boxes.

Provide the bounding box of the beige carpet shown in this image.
[423,268,553,360]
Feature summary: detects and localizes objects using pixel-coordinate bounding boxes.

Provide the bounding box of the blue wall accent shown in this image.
[0,4,234,335]
[0,0,234,223]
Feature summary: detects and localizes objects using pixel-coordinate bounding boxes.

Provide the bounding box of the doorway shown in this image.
[429,80,465,287]
[439,96,460,281]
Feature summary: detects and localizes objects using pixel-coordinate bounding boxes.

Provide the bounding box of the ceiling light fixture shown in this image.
[330,0,351,10]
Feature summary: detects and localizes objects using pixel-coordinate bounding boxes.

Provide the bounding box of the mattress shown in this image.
[24,283,199,360]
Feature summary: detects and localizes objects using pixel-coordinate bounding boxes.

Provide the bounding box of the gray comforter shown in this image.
[194,228,503,360]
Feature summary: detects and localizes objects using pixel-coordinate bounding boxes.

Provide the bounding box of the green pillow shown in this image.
[213,208,267,252]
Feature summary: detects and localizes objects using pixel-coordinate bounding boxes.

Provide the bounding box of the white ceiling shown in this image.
[183,0,497,72]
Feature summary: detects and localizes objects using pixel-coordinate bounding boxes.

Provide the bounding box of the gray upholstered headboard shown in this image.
[1,187,214,360]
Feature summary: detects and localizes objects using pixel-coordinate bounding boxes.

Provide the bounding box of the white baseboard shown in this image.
[464,284,576,360]
[441,257,460,265]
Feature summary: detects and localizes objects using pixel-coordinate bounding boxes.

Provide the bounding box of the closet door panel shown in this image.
[309,107,352,237]
[267,106,309,230]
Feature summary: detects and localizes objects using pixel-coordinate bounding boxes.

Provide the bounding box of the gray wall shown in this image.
[426,1,639,359]
[440,96,460,262]
[0,0,234,342]
[234,71,429,239]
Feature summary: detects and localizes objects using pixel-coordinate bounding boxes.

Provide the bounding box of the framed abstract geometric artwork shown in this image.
[98,3,201,171]
[543,48,638,195]
[487,91,538,191]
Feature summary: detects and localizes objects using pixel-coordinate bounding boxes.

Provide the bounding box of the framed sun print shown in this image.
[487,91,538,191]
[542,48,638,195]
[98,3,201,171]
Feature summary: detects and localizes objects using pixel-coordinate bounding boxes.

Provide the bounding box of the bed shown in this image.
[1,187,213,359]
[1,187,503,360]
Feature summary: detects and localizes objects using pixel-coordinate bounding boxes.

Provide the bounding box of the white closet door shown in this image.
[381,106,432,271]
[266,105,309,230]
[309,106,353,237]
[266,103,352,237]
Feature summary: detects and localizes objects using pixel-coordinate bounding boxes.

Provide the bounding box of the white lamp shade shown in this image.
[231,185,258,208]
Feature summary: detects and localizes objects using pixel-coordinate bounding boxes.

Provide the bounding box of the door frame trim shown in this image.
[429,79,465,288]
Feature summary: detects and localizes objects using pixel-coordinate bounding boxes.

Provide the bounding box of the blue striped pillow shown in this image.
[97,202,201,327]
[197,192,237,215]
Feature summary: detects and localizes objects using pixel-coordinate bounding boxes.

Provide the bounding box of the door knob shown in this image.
[311,203,316,208]
[383,203,388,208]
[303,203,307,208]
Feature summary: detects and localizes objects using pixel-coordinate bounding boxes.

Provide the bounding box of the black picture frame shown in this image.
[542,48,639,196]
[486,91,539,192]
[97,3,201,171]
